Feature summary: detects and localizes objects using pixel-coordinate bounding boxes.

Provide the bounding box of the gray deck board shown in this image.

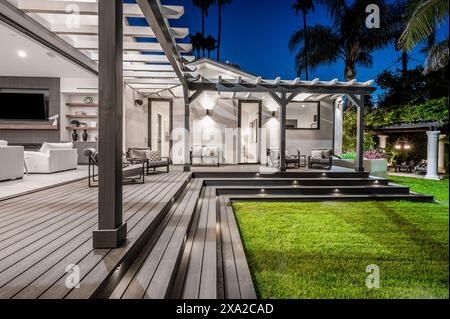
[0,171,191,299]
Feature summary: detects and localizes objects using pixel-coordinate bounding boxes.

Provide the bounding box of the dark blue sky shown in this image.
[149,0,447,99]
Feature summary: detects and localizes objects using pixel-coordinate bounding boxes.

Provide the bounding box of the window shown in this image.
[286,101,320,130]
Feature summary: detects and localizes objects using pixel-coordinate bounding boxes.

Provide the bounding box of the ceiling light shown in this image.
[17,50,27,58]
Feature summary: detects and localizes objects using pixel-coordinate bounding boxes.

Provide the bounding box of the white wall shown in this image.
[123,84,147,150]
[150,100,171,157]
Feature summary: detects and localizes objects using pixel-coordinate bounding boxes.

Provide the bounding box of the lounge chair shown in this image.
[308,149,333,170]
[127,147,170,173]
[414,160,427,175]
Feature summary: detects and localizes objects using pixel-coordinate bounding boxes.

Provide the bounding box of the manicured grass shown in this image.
[233,177,449,299]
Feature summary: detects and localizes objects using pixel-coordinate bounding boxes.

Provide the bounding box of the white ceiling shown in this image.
[0,22,96,79]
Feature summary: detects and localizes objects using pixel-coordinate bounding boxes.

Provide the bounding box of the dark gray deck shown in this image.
[0,171,191,299]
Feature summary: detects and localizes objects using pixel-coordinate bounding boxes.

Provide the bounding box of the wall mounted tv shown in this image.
[0,90,49,121]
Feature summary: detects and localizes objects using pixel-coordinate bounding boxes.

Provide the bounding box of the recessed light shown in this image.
[17,50,27,58]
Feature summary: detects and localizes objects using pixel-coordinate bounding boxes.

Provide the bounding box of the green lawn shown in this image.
[233,176,449,299]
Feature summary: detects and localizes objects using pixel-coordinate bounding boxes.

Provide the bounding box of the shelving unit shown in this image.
[61,92,98,144]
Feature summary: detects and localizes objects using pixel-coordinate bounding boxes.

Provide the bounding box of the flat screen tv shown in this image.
[0,92,48,121]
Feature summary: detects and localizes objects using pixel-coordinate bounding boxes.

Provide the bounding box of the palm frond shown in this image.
[424,39,449,74]
[399,0,449,50]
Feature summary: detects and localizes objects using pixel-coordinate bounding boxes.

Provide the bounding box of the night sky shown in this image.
[128,0,448,100]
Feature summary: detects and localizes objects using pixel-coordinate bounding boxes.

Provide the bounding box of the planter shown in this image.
[334,158,387,178]
[363,159,387,178]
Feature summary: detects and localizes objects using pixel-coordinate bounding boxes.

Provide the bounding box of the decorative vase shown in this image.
[82,130,88,142]
[72,130,78,142]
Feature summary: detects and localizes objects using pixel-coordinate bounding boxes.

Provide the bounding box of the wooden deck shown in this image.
[0,171,191,299]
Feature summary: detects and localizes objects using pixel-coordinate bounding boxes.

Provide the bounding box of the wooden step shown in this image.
[215,185,411,196]
[172,186,218,299]
[204,177,389,187]
[193,171,370,179]
[110,179,203,299]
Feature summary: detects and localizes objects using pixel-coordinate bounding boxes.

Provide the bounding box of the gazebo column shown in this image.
[269,92,297,172]
[425,131,441,180]
[93,0,126,249]
[348,94,365,172]
[438,134,446,172]
[378,135,388,150]
[183,97,191,172]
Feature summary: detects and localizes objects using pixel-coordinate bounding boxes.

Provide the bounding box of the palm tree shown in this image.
[204,35,218,58]
[192,0,216,55]
[289,0,401,81]
[399,0,449,74]
[189,32,204,59]
[217,0,232,61]
[291,0,315,80]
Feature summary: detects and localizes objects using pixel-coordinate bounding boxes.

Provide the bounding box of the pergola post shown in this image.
[93,0,126,249]
[279,94,287,172]
[425,130,441,180]
[348,94,365,172]
[183,92,191,172]
[269,92,298,172]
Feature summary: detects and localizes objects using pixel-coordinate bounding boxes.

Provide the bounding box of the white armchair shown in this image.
[0,144,24,181]
[24,142,78,174]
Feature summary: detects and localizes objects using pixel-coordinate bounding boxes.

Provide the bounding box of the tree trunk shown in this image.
[344,61,356,81]
[302,10,309,80]
[401,50,408,103]
[202,8,205,57]
[217,4,222,61]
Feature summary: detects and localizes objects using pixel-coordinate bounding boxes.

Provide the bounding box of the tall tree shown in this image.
[217,0,232,61]
[399,0,448,74]
[289,0,402,81]
[291,0,315,80]
[192,0,216,56]
[204,35,218,58]
[189,32,204,59]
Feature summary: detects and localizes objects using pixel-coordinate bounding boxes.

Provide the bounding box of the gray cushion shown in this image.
[147,160,168,167]
[129,149,149,159]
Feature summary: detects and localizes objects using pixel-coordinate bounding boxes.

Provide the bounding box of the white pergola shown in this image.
[3,0,195,95]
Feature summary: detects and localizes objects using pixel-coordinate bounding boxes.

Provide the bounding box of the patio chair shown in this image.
[414,160,427,175]
[127,147,170,174]
[83,148,146,187]
[308,149,333,170]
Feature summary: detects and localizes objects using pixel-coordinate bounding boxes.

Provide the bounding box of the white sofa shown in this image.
[25,142,78,174]
[0,141,25,181]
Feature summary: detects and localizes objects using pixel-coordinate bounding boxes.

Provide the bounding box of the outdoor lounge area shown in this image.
[0,0,448,302]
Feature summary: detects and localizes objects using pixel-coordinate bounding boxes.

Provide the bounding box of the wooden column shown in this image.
[269,92,297,172]
[279,93,287,172]
[183,88,191,172]
[93,0,126,249]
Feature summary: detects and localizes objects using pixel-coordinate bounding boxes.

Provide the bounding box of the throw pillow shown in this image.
[0,140,7,147]
[311,150,323,159]
[147,150,161,162]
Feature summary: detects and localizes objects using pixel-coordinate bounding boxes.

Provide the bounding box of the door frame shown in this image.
[148,98,173,157]
[237,100,262,164]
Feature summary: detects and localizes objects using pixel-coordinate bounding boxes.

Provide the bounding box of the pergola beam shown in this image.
[348,94,365,172]
[91,54,194,64]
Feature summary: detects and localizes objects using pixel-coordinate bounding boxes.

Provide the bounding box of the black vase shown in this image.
[82,130,88,142]
[72,130,78,142]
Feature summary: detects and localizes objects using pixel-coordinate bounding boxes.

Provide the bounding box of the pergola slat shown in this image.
[75,41,191,53]
[51,24,188,39]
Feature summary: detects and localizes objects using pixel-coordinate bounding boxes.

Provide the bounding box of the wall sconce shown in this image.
[206,109,211,116]
[272,111,276,117]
